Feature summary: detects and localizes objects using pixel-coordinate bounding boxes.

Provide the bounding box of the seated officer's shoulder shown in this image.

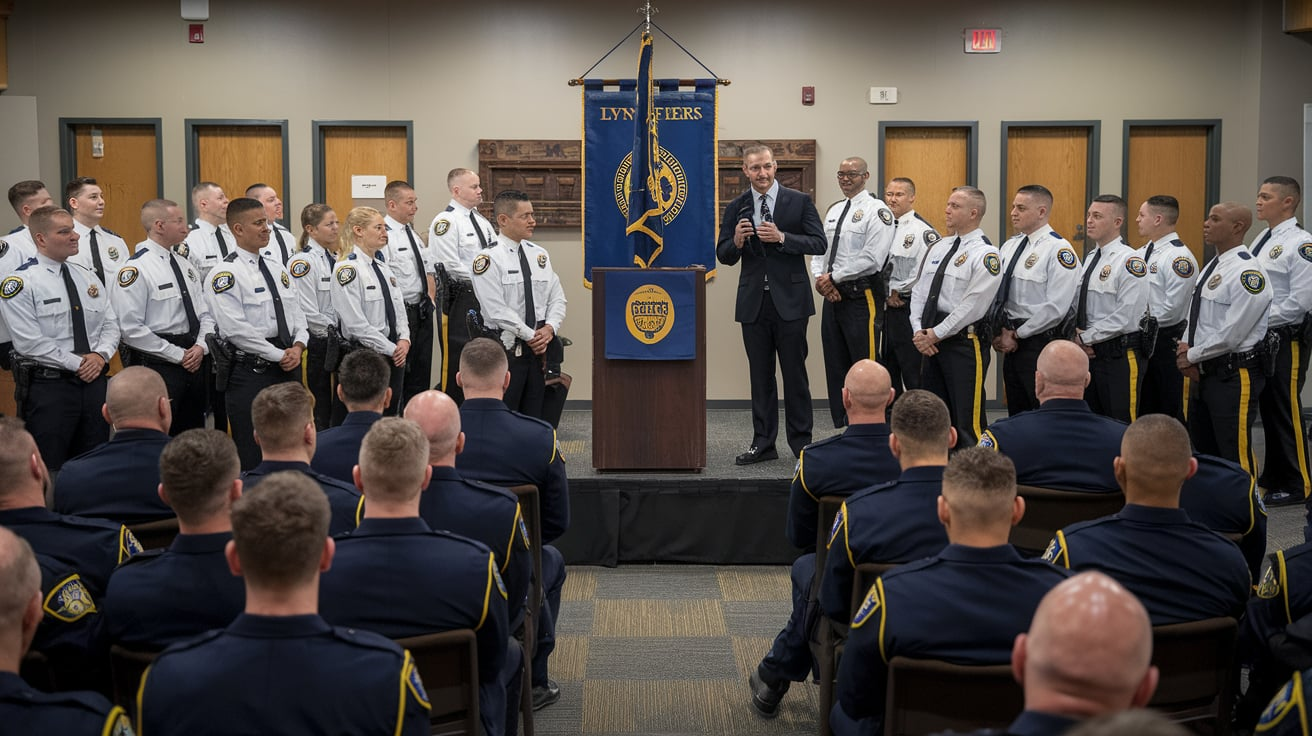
[464,478,519,504]
[846,479,901,505]
[330,625,408,658]
[313,470,362,497]
[23,690,133,734]
[801,433,843,456]
[115,547,167,569]
[153,628,226,659]
[430,528,494,556]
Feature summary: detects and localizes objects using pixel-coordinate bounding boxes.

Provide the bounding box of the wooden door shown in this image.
[68,123,161,248]
[880,126,973,235]
[318,126,410,222]
[1125,125,1215,261]
[191,122,288,222]
[1003,125,1095,245]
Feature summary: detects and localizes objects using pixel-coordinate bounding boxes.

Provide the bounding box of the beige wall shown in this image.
[4,0,1308,402]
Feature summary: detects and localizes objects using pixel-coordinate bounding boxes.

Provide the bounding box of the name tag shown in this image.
[254,287,266,293]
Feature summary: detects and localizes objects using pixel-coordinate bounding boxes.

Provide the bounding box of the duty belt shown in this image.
[1001,317,1061,342]
[835,275,879,300]
[232,349,277,373]
[30,365,78,380]
[1200,348,1262,377]
[1091,333,1143,360]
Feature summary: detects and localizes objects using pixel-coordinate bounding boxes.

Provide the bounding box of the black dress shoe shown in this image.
[735,445,779,465]
[749,668,789,718]
[1264,490,1305,508]
[532,679,561,710]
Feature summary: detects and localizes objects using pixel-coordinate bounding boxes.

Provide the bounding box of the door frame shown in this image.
[184,118,290,222]
[875,121,979,192]
[998,120,1100,239]
[58,117,164,197]
[311,120,415,204]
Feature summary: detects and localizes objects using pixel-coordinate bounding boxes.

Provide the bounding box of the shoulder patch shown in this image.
[537,253,548,269]
[1057,248,1078,269]
[1041,536,1063,564]
[1258,675,1300,731]
[0,240,8,258]
[1125,257,1148,278]
[924,230,940,245]
[289,259,311,278]
[433,219,451,237]
[851,584,883,628]
[983,253,1001,275]
[0,276,23,299]
[117,266,139,287]
[978,431,997,450]
[1257,565,1281,599]
[1241,269,1266,294]
[472,254,491,275]
[828,505,845,546]
[174,242,190,258]
[877,207,894,226]
[211,271,235,294]
[122,528,144,558]
[108,709,133,736]
[493,562,508,599]
[1300,243,1312,263]
[336,265,357,286]
[405,654,431,710]
[519,516,532,548]
[1172,257,1195,278]
[43,573,97,622]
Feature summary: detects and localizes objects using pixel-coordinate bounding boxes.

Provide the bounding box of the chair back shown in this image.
[395,630,481,736]
[884,657,1023,736]
[109,644,159,721]
[128,517,181,551]
[1009,486,1124,553]
[1148,616,1238,733]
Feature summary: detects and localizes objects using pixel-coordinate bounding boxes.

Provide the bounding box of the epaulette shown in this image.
[14,258,36,272]
[430,528,495,554]
[116,546,167,567]
[982,235,993,245]
[913,212,932,226]
[53,513,123,533]
[507,408,555,433]
[801,433,844,453]
[465,478,519,502]
[313,470,362,496]
[330,625,407,656]
[128,248,148,260]
[222,252,240,262]
[155,627,225,655]
[879,555,942,582]
[7,225,21,235]
[1238,250,1253,260]
[1050,230,1062,240]
[188,223,199,230]
[102,227,121,238]
[444,205,455,212]
[845,478,901,503]
[346,252,359,261]
[1171,239,1185,248]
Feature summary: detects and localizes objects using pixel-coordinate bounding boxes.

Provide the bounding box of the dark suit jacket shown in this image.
[715,185,826,323]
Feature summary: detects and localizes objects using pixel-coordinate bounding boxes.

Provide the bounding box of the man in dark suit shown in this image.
[716,145,827,464]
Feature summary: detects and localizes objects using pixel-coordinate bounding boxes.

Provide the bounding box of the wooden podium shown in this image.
[592,267,706,471]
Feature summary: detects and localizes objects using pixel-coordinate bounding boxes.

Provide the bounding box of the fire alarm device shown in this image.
[802,86,815,106]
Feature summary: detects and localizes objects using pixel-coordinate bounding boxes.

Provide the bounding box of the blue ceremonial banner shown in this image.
[582,74,717,286]
[604,269,697,360]
[625,32,664,268]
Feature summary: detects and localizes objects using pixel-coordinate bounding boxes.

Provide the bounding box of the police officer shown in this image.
[287,203,340,429]
[1251,177,1312,507]
[1134,195,1197,421]
[4,180,52,263]
[404,390,532,629]
[65,177,128,284]
[242,383,362,535]
[832,448,1069,736]
[1043,415,1251,625]
[112,198,214,432]
[0,528,134,735]
[245,183,296,265]
[818,390,953,624]
[428,168,496,404]
[319,418,514,736]
[1179,453,1266,582]
[204,197,308,471]
[0,206,119,470]
[1239,530,1312,728]
[137,472,431,735]
[991,185,1081,415]
[910,186,1001,446]
[471,190,566,421]
[880,177,938,393]
[813,157,896,428]
[331,206,409,417]
[102,429,246,650]
[455,337,567,710]
[1176,202,1271,476]
[1072,195,1150,423]
[979,340,1126,493]
[311,349,390,480]
[52,367,175,523]
[382,181,437,406]
[749,360,899,718]
[178,181,233,279]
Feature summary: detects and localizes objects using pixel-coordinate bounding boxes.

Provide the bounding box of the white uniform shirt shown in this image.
[3,226,37,267]
[0,254,119,370]
[287,240,339,336]
[1142,232,1198,328]
[204,249,308,363]
[887,211,939,297]
[110,239,214,363]
[428,201,495,283]
[382,215,433,305]
[910,227,1001,338]
[812,191,896,283]
[330,246,410,356]
[471,233,566,349]
[996,228,1081,338]
[261,222,298,265]
[1250,217,1312,328]
[180,220,236,279]
[1074,238,1149,345]
[69,220,129,284]
[1183,247,1272,363]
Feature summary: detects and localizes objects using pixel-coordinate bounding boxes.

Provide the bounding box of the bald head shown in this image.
[1114,414,1194,506]
[1019,572,1157,718]
[1035,341,1091,402]
[104,366,171,432]
[403,390,463,465]
[842,360,894,422]
[1202,202,1252,251]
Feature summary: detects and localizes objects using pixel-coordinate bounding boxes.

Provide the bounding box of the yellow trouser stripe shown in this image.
[863,288,878,361]
[1182,376,1191,421]
[1239,368,1254,477]
[970,334,985,441]
[300,346,309,387]
[438,312,451,391]
[1290,348,1311,495]
[1127,349,1139,421]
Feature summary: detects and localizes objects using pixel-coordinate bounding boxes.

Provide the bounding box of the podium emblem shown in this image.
[625,283,675,344]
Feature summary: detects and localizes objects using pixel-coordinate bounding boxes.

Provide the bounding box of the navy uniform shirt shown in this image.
[0,507,141,594]
[950,710,1083,736]
[139,613,430,735]
[1183,453,1266,580]
[103,532,245,650]
[1044,504,1250,625]
[1257,670,1312,735]
[979,398,1126,492]
[786,423,900,549]
[421,465,532,627]
[1246,540,1312,666]
[820,466,950,621]
[52,428,173,523]
[32,553,110,692]
[243,460,364,535]
[0,671,133,735]
[310,410,383,484]
[834,544,1069,733]
[457,397,570,543]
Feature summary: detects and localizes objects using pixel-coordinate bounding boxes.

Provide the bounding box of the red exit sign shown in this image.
[965,28,1001,54]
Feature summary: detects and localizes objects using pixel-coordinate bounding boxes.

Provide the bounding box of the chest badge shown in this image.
[1024,253,1038,269]
[1098,264,1112,281]
[107,246,120,261]
[86,284,99,298]
[851,210,865,223]
[1270,245,1284,260]
[903,234,914,248]
[280,272,290,288]
[537,253,548,268]
[953,253,968,267]
[1207,273,1222,290]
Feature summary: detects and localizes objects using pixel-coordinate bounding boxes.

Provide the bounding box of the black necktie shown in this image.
[273,227,289,263]
[256,257,292,348]
[403,225,426,299]
[825,199,852,274]
[167,253,201,339]
[1251,229,1273,257]
[61,264,92,354]
[88,230,106,285]
[920,237,962,329]
[1075,247,1104,329]
[1143,241,1156,265]
[995,235,1030,312]
[517,245,537,329]
[1186,257,1222,345]
[471,212,489,249]
[759,194,773,223]
[372,258,399,342]
[215,227,229,257]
